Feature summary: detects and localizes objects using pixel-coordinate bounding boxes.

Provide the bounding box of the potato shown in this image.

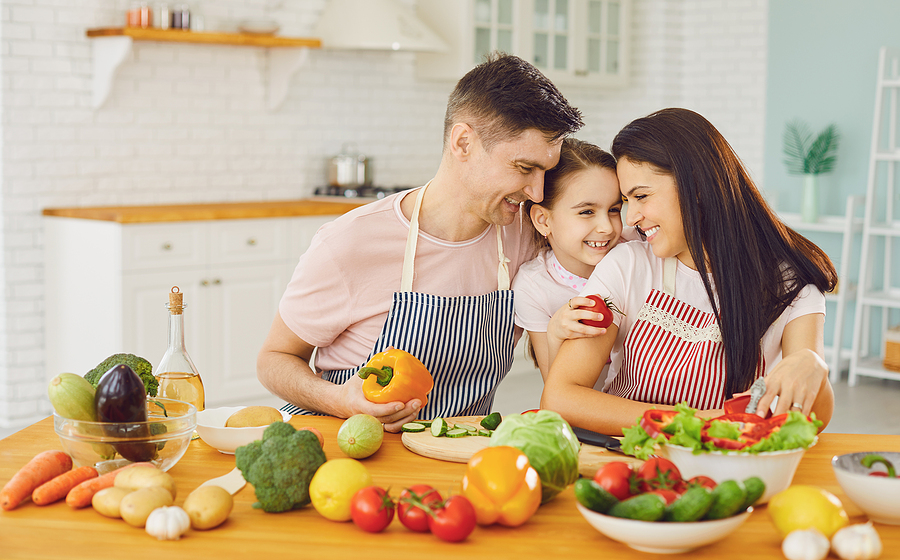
[225,406,283,428]
[91,487,132,518]
[183,486,234,530]
[119,486,174,528]
[115,466,177,499]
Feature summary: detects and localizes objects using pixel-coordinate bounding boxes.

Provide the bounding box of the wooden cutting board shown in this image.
[400,415,642,478]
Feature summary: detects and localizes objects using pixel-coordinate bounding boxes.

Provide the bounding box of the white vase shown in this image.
[801,174,819,223]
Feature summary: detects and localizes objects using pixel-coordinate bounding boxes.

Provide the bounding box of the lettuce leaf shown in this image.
[744,411,822,453]
[621,420,665,461]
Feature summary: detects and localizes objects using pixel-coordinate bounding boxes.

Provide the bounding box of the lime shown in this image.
[768,485,849,538]
[309,458,373,521]
[337,414,384,459]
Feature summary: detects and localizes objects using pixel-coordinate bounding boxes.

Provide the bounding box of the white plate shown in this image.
[195,406,291,454]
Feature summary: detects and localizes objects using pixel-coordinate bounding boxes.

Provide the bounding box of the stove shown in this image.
[313,185,415,200]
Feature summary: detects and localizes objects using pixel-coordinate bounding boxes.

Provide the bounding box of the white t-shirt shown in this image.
[279,187,536,373]
[582,241,827,391]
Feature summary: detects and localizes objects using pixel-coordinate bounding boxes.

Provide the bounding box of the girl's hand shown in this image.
[755,349,829,416]
[547,296,608,342]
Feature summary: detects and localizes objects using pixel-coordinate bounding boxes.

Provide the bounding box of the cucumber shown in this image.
[608,492,666,521]
[431,417,448,437]
[401,422,427,433]
[480,412,502,430]
[574,478,619,514]
[704,479,747,520]
[454,423,478,433]
[416,420,433,427]
[445,428,469,438]
[477,429,493,437]
[741,476,766,510]
[664,485,713,522]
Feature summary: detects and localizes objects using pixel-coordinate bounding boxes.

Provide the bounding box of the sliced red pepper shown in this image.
[640,409,679,439]
[701,413,767,450]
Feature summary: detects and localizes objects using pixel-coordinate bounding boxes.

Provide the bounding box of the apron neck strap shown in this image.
[663,257,677,295]
[401,182,511,292]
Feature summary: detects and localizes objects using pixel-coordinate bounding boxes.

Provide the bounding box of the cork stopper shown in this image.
[167,286,184,315]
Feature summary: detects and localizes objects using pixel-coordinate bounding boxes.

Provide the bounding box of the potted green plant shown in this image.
[783,120,840,222]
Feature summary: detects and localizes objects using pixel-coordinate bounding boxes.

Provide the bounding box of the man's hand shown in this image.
[338,375,422,433]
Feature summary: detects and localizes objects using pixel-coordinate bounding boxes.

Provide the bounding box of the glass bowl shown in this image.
[53,397,196,473]
[832,451,900,525]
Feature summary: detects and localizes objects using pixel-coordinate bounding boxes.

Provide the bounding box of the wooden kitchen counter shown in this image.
[42,199,367,223]
[1,417,899,560]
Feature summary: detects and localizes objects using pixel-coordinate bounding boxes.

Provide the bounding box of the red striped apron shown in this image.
[607,258,764,409]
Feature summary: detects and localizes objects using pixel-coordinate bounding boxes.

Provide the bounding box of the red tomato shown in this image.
[869,472,891,477]
[647,489,680,505]
[636,457,683,491]
[350,486,395,533]
[578,294,622,328]
[688,475,717,490]
[428,495,478,543]
[593,461,635,501]
[398,485,442,533]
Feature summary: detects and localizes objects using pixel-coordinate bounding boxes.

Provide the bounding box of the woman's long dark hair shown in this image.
[611,108,837,398]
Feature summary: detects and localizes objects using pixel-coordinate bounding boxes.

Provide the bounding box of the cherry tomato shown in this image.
[636,457,683,492]
[688,475,717,490]
[428,495,478,542]
[593,461,635,501]
[398,485,442,533]
[647,489,680,505]
[350,486,395,533]
[578,294,623,328]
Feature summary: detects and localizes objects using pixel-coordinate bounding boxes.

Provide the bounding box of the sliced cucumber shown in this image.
[445,428,470,438]
[454,423,478,433]
[477,429,493,437]
[431,417,448,437]
[416,420,433,427]
[401,422,427,433]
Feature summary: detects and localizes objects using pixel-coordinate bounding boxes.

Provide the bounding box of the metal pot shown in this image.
[327,143,373,187]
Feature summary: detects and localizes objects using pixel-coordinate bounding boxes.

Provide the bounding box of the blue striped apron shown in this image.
[283,182,517,419]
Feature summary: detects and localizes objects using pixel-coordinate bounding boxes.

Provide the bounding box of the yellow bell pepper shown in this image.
[356,347,434,406]
[461,446,542,527]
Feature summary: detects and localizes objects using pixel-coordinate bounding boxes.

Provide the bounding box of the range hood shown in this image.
[313,0,449,53]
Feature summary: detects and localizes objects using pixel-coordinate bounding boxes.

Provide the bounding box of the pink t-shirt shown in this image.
[279,187,536,373]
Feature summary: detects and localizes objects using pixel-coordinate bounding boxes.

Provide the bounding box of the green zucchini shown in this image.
[607,492,666,521]
[480,412,502,431]
[574,478,619,514]
[401,422,427,433]
[704,479,747,520]
[431,417,448,437]
[445,428,469,438]
[741,476,766,510]
[663,485,713,522]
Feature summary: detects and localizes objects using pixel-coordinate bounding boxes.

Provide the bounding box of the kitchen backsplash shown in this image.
[0,0,767,428]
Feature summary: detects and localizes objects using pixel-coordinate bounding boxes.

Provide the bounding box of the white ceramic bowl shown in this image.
[576,503,752,553]
[195,406,291,454]
[832,451,900,525]
[658,441,813,504]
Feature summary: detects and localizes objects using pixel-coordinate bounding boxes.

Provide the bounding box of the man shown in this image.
[258,53,583,431]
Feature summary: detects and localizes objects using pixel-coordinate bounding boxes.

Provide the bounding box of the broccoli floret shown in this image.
[235,421,327,513]
[85,353,158,397]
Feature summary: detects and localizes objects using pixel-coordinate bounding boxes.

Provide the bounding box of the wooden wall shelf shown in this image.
[85,27,322,110]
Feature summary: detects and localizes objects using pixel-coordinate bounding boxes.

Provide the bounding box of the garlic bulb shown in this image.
[831,523,883,560]
[145,506,190,541]
[782,528,830,560]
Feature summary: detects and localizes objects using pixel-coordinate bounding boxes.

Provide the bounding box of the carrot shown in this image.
[32,465,98,506]
[65,462,154,509]
[0,450,73,511]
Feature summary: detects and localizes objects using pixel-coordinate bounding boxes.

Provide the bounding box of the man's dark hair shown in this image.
[444,52,583,150]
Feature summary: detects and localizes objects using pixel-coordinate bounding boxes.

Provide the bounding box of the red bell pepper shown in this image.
[640,409,679,439]
[700,413,768,450]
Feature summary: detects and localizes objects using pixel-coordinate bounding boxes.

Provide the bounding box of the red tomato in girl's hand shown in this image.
[579,294,622,328]
[637,457,683,492]
[428,495,478,542]
[593,461,636,500]
[398,485,442,532]
[351,486,395,533]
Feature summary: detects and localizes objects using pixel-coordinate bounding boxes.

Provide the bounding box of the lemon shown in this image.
[768,485,849,538]
[309,458,373,521]
[337,414,384,459]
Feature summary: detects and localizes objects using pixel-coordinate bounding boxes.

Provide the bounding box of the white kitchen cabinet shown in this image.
[416,0,630,88]
[44,214,338,406]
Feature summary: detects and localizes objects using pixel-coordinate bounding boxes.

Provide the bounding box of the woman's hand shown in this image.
[547,296,608,343]
[338,375,421,433]
[756,348,829,417]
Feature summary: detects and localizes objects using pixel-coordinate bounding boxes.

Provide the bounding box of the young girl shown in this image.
[541,109,837,435]
[512,138,634,380]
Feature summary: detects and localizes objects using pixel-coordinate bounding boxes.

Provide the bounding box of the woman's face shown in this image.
[537,166,623,278]
[617,157,694,269]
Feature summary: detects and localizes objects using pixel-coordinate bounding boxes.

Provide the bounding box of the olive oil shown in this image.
[157,287,205,438]
[155,371,205,413]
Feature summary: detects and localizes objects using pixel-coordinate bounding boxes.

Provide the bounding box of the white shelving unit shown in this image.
[780,195,864,381]
[850,46,900,386]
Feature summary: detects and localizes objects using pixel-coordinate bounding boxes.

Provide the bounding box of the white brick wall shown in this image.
[0,0,768,430]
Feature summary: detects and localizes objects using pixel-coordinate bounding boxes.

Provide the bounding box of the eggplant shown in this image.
[94,364,158,462]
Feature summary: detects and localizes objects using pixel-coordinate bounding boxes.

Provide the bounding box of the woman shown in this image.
[541,108,837,435]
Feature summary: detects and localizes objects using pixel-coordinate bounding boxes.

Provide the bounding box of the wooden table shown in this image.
[1,417,898,560]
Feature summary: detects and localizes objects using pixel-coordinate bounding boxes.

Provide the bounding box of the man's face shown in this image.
[464,128,562,227]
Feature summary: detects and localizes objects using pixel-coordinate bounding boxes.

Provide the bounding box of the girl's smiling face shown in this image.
[617,157,694,269]
[532,165,623,278]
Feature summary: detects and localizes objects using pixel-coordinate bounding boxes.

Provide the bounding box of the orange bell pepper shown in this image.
[461,446,542,527]
[356,347,434,406]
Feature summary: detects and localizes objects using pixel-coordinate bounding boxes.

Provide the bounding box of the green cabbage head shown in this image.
[489,410,580,503]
